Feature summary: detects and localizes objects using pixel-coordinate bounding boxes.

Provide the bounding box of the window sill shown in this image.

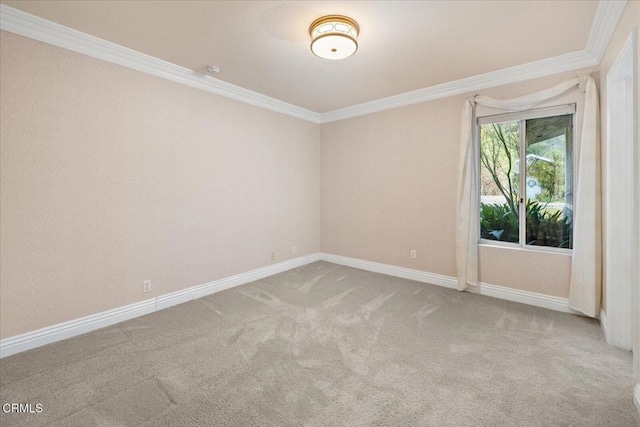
[478,242,572,256]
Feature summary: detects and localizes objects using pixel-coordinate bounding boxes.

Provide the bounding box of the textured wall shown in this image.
[321,68,597,298]
[0,32,321,338]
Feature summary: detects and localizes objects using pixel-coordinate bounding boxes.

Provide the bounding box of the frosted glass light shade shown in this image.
[309,15,359,60]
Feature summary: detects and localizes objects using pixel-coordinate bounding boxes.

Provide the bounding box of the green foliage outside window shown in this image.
[480,200,573,248]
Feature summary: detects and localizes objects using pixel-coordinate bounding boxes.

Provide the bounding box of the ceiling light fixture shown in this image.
[309,15,359,60]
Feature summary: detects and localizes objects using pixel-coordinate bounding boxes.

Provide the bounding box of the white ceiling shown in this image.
[1,1,599,113]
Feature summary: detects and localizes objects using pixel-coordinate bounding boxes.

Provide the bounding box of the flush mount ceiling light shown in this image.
[309,15,359,60]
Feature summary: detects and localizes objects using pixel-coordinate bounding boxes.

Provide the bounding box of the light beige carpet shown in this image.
[0,261,637,426]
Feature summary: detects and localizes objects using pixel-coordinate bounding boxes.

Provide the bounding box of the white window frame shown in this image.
[477,104,576,254]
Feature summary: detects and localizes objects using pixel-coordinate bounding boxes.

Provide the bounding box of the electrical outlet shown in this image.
[271,251,276,260]
[292,246,297,255]
[142,280,151,293]
[410,250,417,259]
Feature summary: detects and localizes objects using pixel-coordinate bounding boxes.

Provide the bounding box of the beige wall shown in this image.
[321,68,596,298]
[0,32,321,338]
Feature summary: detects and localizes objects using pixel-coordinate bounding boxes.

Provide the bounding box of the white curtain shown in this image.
[568,78,601,317]
[456,76,601,317]
[456,99,479,290]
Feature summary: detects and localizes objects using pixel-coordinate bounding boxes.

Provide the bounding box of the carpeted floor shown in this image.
[1,261,638,426]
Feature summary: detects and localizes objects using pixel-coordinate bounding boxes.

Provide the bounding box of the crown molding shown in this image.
[586,0,629,63]
[319,49,597,123]
[0,4,322,124]
[0,1,628,125]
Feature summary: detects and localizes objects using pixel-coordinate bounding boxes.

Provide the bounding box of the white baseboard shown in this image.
[320,253,575,314]
[634,383,640,414]
[154,253,319,311]
[320,253,458,289]
[0,253,320,358]
[469,282,575,314]
[0,299,158,360]
[599,309,609,342]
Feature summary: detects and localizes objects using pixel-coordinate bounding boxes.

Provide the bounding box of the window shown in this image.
[478,105,575,250]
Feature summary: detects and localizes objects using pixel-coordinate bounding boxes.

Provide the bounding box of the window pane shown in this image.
[479,121,520,244]
[524,114,573,249]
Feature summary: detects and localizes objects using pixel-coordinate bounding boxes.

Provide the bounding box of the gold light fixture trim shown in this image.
[309,15,359,60]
